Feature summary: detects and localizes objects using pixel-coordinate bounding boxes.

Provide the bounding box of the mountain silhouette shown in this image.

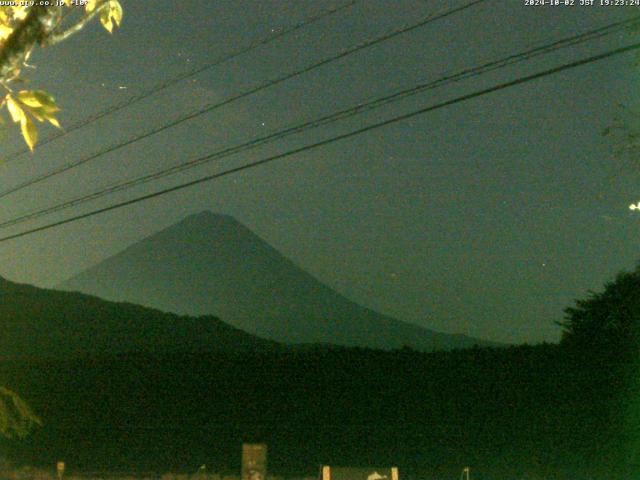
[0,275,276,359]
[58,211,494,350]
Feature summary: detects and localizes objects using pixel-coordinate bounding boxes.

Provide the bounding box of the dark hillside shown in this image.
[0,276,277,358]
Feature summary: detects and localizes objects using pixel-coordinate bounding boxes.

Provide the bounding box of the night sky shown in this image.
[0,0,638,344]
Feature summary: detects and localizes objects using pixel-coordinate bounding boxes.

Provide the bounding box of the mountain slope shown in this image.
[58,211,493,350]
[0,275,276,359]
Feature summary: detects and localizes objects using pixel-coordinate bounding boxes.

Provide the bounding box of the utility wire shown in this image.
[0,39,638,243]
[2,0,358,162]
[1,16,638,230]
[0,0,489,199]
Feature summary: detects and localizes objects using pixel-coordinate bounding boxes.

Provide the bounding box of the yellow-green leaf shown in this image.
[27,107,44,122]
[6,96,24,123]
[17,90,57,110]
[20,105,61,129]
[109,1,123,27]
[86,0,97,13]
[100,0,123,33]
[99,8,112,33]
[20,115,37,151]
[12,6,27,21]
[46,115,60,129]
[0,24,12,41]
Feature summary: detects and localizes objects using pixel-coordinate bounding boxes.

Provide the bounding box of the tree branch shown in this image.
[0,6,62,82]
[45,1,109,45]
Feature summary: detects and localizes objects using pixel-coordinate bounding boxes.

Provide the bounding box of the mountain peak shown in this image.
[157,212,260,249]
[59,213,497,351]
[181,211,237,226]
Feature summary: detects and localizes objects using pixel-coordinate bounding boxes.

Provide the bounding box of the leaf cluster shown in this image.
[87,0,123,33]
[2,89,60,150]
[0,1,123,150]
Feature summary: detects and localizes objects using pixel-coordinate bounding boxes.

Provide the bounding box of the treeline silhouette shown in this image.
[0,264,638,479]
[0,343,632,479]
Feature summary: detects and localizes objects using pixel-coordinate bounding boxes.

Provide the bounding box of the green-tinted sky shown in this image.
[0,0,638,343]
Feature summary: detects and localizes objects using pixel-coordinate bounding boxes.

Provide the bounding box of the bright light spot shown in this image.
[630,203,639,211]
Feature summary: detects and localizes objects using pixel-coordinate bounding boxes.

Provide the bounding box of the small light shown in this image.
[631,204,638,211]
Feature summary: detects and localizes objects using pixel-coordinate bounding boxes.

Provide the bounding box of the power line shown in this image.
[0,39,638,244]
[1,16,638,230]
[2,0,358,162]
[0,0,489,199]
